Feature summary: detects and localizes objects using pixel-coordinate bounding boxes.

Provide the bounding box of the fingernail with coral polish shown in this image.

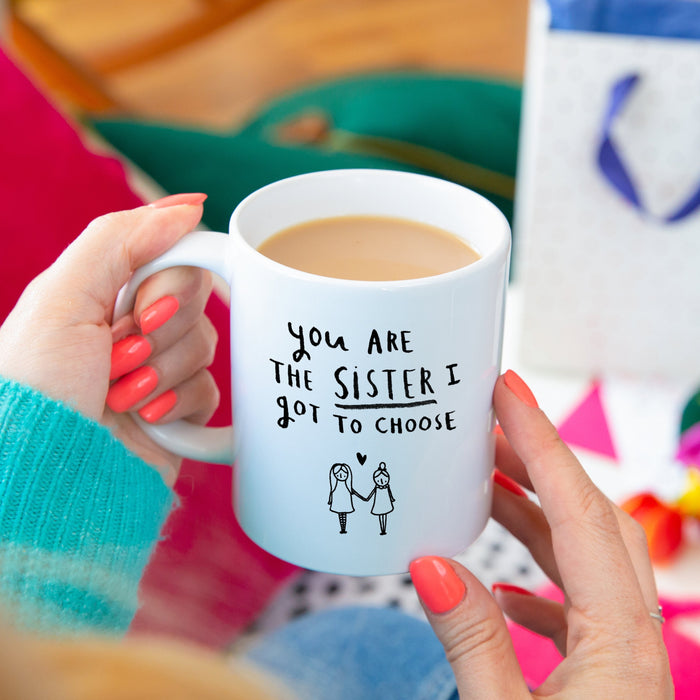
[148,192,207,208]
[494,469,528,498]
[106,366,158,413]
[139,390,177,423]
[140,296,179,335]
[110,335,152,380]
[503,369,539,408]
[409,556,466,614]
[492,583,535,597]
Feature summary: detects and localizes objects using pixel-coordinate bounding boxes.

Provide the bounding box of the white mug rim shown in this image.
[228,169,511,289]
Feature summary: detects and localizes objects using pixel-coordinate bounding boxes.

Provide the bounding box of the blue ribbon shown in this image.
[547,0,700,41]
[597,73,700,223]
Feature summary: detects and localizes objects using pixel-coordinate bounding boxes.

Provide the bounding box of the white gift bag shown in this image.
[515,0,700,381]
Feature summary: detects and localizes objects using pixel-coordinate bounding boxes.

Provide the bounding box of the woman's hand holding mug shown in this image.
[0,194,218,486]
[410,371,674,698]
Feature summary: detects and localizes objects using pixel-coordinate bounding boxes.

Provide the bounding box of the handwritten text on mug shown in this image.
[270,322,460,434]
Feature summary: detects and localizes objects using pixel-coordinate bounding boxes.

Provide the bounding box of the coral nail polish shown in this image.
[148,192,207,208]
[493,469,528,498]
[409,556,466,614]
[109,335,152,380]
[139,296,179,335]
[503,369,539,408]
[138,390,177,423]
[106,366,158,413]
[491,582,535,597]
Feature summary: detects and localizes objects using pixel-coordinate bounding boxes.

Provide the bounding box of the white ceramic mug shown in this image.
[115,169,510,576]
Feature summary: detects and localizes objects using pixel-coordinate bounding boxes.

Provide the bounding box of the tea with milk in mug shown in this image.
[256,215,481,281]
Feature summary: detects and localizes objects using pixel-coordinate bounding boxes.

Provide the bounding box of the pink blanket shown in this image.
[0,49,297,649]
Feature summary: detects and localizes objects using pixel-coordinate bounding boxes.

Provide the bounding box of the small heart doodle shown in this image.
[356,453,367,465]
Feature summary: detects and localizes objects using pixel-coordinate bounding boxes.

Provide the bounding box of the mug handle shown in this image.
[113,230,235,465]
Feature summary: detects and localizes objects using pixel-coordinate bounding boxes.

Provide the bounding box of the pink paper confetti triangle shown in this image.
[557,382,618,460]
[677,423,700,465]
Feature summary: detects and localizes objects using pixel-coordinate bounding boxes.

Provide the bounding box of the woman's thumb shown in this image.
[410,556,530,699]
[49,201,204,314]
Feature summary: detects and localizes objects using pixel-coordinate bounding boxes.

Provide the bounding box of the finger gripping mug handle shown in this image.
[113,230,235,465]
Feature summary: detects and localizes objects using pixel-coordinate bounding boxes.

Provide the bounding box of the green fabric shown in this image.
[0,377,173,635]
[681,387,700,435]
[92,72,521,233]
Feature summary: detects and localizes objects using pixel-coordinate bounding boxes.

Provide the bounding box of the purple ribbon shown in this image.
[597,73,700,223]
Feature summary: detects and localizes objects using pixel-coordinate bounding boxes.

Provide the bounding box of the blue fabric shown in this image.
[547,0,700,39]
[245,606,458,700]
[0,377,173,634]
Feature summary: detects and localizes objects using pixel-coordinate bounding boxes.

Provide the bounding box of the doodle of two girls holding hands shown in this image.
[328,462,395,535]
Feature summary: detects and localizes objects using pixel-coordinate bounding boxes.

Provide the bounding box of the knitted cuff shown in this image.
[0,377,173,635]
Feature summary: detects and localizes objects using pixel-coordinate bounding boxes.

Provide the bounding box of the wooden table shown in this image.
[7,0,528,128]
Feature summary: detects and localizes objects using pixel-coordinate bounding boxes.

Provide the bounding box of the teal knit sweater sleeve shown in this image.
[0,377,174,636]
